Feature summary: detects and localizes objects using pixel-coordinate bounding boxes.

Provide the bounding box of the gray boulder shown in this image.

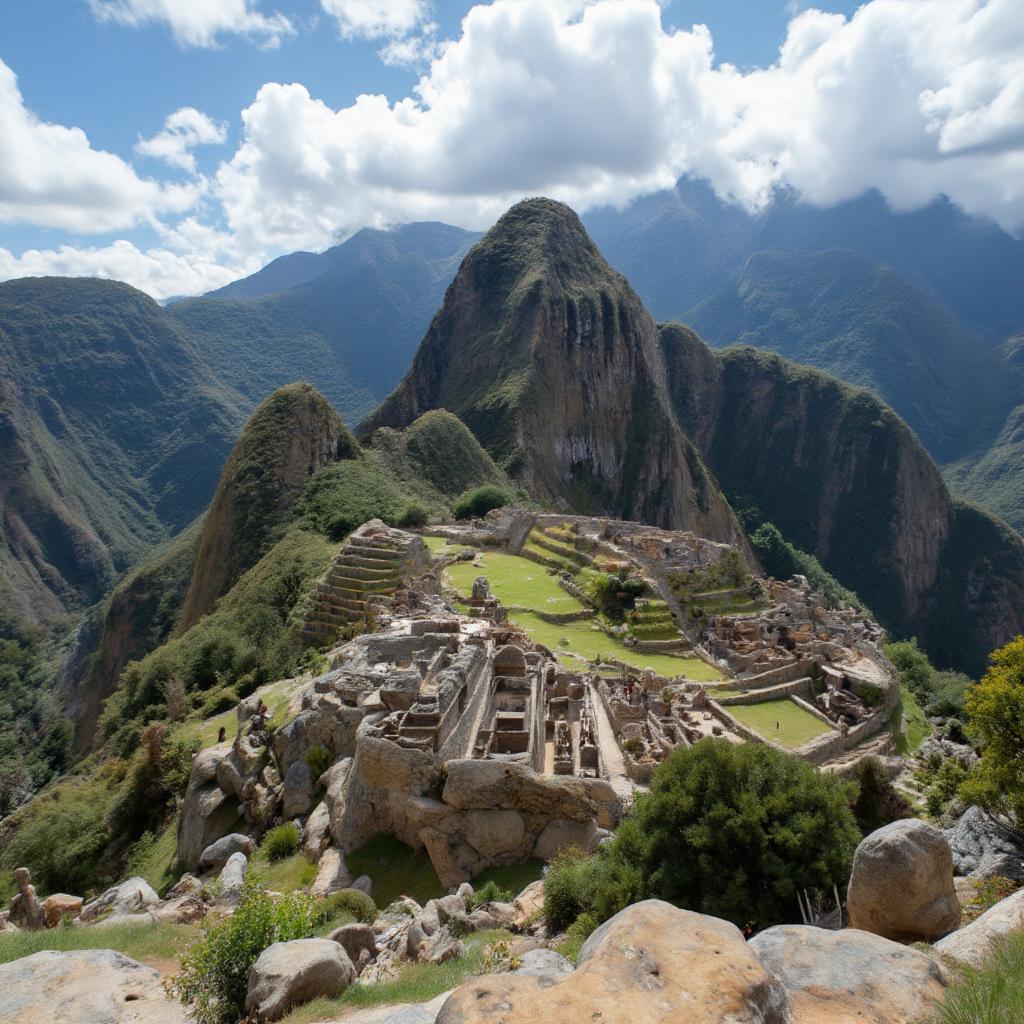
[329,922,379,966]
[218,851,248,904]
[847,818,961,941]
[934,888,1024,967]
[534,818,598,861]
[80,877,160,924]
[749,924,946,1024]
[352,873,373,897]
[303,801,332,860]
[198,833,255,872]
[513,948,574,977]
[282,761,314,819]
[945,806,1024,881]
[311,847,353,897]
[0,949,186,1023]
[246,938,355,1021]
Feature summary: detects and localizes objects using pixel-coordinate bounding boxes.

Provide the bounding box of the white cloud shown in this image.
[0,59,197,233]
[5,0,1024,301]
[88,0,295,49]
[136,108,229,172]
[320,0,431,39]
[0,239,256,301]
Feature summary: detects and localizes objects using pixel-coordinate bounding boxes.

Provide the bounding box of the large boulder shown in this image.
[533,818,598,861]
[271,696,363,778]
[463,809,526,858]
[282,761,314,819]
[41,894,83,929]
[435,900,788,1024]
[198,833,255,873]
[944,806,1024,881]
[303,800,333,860]
[0,949,186,1023]
[80,877,160,924]
[934,888,1024,968]
[218,852,248,904]
[847,819,961,941]
[328,922,379,965]
[750,925,947,1024]
[178,743,240,872]
[311,847,353,897]
[442,760,595,821]
[246,938,355,1021]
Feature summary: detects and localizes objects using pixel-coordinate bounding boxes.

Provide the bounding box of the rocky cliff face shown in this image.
[361,201,1024,674]
[659,324,1024,675]
[178,383,353,631]
[362,199,745,546]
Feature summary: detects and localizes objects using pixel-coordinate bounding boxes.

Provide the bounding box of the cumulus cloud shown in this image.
[89,0,294,49]
[209,0,1024,258]
[0,59,197,233]
[5,0,1024,299]
[136,108,229,172]
[320,0,432,39]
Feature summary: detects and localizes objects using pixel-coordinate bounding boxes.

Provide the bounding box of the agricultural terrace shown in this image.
[444,549,723,680]
[725,698,834,750]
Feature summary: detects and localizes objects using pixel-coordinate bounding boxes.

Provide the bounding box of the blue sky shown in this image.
[0,1,1019,298]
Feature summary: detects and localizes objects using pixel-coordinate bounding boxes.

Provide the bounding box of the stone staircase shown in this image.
[299,532,411,647]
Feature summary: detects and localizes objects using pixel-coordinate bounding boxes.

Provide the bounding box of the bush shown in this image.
[397,503,430,529]
[316,888,378,925]
[467,879,513,910]
[304,746,333,783]
[261,823,301,863]
[545,740,861,934]
[171,881,316,1024]
[452,485,512,520]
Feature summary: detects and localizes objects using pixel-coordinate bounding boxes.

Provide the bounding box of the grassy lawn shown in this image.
[345,835,446,909]
[895,684,929,755]
[278,929,515,1024]
[422,536,474,556]
[727,699,834,749]
[508,610,723,680]
[0,919,200,966]
[445,552,583,615]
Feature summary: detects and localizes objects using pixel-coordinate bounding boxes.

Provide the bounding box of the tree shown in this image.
[610,739,860,930]
[962,636,1024,820]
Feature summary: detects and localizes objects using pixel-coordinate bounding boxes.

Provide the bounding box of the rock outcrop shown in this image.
[847,819,961,942]
[0,949,186,1023]
[179,383,353,631]
[435,900,789,1024]
[198,833,255,873]
[80,877,160,924]
[934,888,1024,968]
[361,199,747,550]
[245,939,356,1022]
[945,806,1024,881]
[750,925,947,1024]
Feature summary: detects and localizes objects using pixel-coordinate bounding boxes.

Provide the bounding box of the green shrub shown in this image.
[397,503,430,529]
[171,881,316,1024]
[542,846,639,933]
[261,823,301,863]
[452,485,512,520]
[315,888,377,925]
[467,879,513,910]
[930,932,1024,1024]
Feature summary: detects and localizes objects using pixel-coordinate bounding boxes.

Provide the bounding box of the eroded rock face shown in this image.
[0,949,186,1023]
[435,900,788,1024]
[8,867,44,930]
[847,819,961,942]
[945,805,1024,881]
[934,888,1024,968]
[41,894,82,929]
[311,847,353,897]
[178,743,239,872]
[750,925,946,1024]
[80,877,160,924]
[245,938,355,1022]
[442,760,595,820]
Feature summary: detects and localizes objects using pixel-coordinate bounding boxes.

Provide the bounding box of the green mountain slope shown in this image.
[0,278,247,622]
[171,222,481,424]
[362,198,745,547]
[686,249,1018,463]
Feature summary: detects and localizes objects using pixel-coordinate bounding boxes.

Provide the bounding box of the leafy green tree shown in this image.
[620,740,859,928]
[962,636,1024,819]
